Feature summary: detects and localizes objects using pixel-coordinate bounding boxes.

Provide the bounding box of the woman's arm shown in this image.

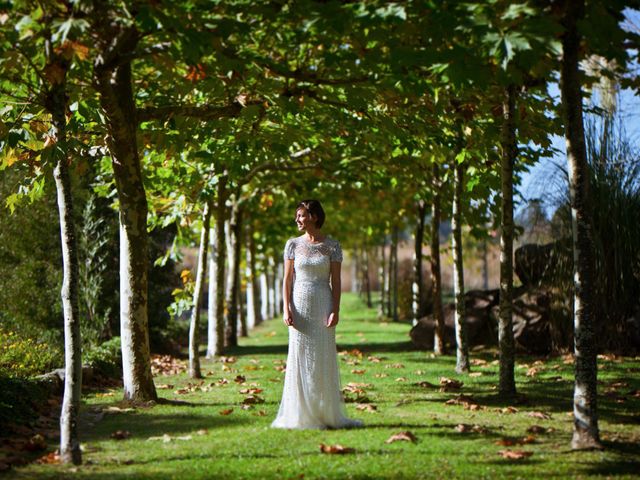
[327,261,341,327]
[282,258,295,326]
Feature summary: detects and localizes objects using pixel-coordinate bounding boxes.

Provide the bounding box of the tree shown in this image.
[559,0,601,450]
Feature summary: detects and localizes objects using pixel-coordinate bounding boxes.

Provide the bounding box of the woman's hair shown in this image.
[296,199,325,228]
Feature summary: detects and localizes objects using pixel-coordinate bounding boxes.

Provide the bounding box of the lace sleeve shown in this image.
[330,239,343,263]
[284,238,295,261]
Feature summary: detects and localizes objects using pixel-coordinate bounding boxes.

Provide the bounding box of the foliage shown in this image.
[0,328,59,379]
[84,337,122,380]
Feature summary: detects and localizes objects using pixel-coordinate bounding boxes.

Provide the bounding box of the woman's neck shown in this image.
[305,229,325,243]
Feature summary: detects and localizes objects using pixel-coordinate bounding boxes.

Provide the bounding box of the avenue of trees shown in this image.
[1,0,639,464]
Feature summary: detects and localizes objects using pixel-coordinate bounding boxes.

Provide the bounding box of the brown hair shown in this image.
[296,199,325,228]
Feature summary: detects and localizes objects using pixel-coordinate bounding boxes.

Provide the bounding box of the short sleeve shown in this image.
[330,240,343,263]
[284,238,295,261]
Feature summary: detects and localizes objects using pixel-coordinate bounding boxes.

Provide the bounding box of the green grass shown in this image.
[11,293,640,479]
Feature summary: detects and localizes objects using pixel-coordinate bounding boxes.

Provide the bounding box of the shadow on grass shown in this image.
[80,411,249,443]
[228,341,416,357]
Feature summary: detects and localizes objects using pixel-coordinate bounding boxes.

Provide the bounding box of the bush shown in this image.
[84,336,122,379]
[0,329,60,378]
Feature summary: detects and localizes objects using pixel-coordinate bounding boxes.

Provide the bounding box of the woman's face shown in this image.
[295,207,316,231]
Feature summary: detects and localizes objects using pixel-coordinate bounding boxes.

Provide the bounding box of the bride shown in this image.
[271,199,362,429]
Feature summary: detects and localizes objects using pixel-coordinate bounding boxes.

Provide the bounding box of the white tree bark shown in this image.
[206,223,219,358]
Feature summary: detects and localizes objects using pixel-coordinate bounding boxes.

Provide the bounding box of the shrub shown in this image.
[84,336,123,379]
[0,329,59,378]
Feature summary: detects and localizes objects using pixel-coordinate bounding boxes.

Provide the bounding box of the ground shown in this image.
[8,293,640,479]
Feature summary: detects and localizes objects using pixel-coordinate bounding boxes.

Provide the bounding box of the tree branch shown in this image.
[137,99,264,123]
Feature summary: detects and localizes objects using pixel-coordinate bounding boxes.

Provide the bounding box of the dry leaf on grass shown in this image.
[156,384,174,390]
[497,449,533,460]
[242,395,265,405]
[374,373,388,378]
[439,377,464,391]
[395,377,408,382]
[527,411,551,420]
[356,404,377,412]
[319,443,355,454]
[454,424,489,434]
[385,363,405,369]
[219,356,237,364]
[110,430,131,440]
[239,388,263,395]
[219,408,234,416]
[385,431,418,444]
[234,375,246,384]
[36,451,61,464]
[351,369,366,375]
[498,406,518,414]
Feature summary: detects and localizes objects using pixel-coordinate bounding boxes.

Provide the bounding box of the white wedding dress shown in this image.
[271,235,363,429]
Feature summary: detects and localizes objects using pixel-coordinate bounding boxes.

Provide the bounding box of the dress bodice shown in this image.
[284,236,343,285]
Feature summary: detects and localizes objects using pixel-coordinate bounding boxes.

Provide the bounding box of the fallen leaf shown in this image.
[368,356,383,363]
[439,377,464,391]
[220,356,237,364]
[241,395,265,405]
[36,451,60,464]
[499,406,519,414]
[386,363,405,369]
[471,358,488,366]
[351,369,366,375]
[385,431,417,444]
[395,377,408,382]
[495,438,516,446]
[374,373,388,378]
[356,404,377,412]
[219,409,234,416]
[239,388,263,395]
[234,375,246,384]
[527,411,551,420]
[454,424,489,434]
[156,384,174,390]
[110,430,131,440]
[415,380,438,388]
[498,449,534,460]
[319,443,355,454]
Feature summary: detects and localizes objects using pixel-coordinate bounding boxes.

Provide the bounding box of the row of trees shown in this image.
[2,0,638,463]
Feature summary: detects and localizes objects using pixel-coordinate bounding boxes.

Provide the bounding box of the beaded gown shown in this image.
[271,235,362,429]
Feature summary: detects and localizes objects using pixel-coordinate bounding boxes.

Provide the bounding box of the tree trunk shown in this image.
[413,200,427,324]
[268,256,276,319]
[206,223,219,358]
[275,259,283,314]
[245,228,256,331]
[46,51,82,465]
[431,163,445,355]
[235,208,247,338]
[260,268,269,321]
[482,238,489,291]
[214,176,228,355]
[560,0,601,450]
[498,83,518,397]
[452,160,470,373]
[189,198,212,378]
[94,28,156,402]
[249,232,262,327]
[224,204,238,347]
[351,246,360,294]
[391,225,399,322]
[378,243,387,319]
[362,245,372,308]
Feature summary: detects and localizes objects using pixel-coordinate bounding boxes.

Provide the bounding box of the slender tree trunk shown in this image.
[482,238,489,291]
[452,160,470,373]
[224,200,240,348]
[46,51,82,465]
[413,200,427,324]
[391,225,399,322]
[206,223,219,358]
[386,240,393,318]
[245,229,256,330]
[189,198,212,378]
[351,246,360,294]
[235,208,247,338]
[378,243,387,319]
[363,244,372,308]
[249,232,262,326]
[214,177,228,355]
[431,163,445,355]
[94,28,156,402]
[499,83,518,396]
[561,0,601,450]
[268,256,276,319]
[260,268,269,321]
[275,260,283,314]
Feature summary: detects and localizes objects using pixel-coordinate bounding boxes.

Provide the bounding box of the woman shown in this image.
[271,199,362,429]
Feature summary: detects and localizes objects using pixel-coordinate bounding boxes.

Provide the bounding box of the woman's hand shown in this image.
[326,312,339,328]
[283,314,294,327]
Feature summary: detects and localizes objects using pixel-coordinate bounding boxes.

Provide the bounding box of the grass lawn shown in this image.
[11,293,640,479]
